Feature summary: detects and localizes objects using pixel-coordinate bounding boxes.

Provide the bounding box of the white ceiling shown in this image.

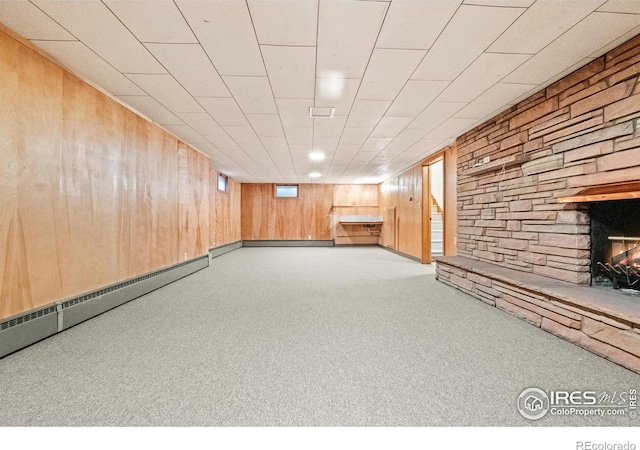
[2,0,640,184]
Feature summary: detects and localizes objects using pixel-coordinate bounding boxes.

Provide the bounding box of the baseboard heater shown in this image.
[242,240,335,247]
[377,244,421,262]
[209,240,242,259]
[0,255,209,359]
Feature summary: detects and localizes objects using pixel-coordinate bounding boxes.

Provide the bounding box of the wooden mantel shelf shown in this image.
[558,181,640,203]
[464,154,530,176]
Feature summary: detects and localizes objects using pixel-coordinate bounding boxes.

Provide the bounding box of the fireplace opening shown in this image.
[590,199,640,293]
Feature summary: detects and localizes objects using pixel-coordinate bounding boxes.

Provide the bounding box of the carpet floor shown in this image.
[0,247,637,426]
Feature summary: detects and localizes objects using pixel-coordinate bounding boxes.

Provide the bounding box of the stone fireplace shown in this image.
[436,35,640,373]
[589,198,640,292]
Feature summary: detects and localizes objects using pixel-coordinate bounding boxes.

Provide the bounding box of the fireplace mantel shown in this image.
[558,181,640,203]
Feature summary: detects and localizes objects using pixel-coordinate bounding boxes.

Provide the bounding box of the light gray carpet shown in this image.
[0,247,637,426]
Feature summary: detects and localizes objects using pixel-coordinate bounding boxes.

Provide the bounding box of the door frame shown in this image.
[421,152,444,264]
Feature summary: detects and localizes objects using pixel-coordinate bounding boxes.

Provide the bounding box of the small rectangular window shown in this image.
[275,185,298,198]
[218,174,228,192]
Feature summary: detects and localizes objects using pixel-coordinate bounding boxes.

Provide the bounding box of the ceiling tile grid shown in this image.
[2,0,639,183]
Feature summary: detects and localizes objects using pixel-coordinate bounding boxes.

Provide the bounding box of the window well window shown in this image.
[275,185,298,198]
[218,174,228,192]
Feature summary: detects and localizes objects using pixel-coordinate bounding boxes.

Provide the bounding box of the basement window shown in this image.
[275,185,299,198]
[218,174,228,192]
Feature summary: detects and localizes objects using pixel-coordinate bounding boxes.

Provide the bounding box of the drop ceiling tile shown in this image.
[277,99,314,127]
[261,136,290,154]
[314,126,344,139]
[34,40,145,96]
[454,82,536,119]
[412,5,523,81]
[313,136,341,152]
[126,74,203,113]
[206,135,244,154]
[317,0,388,79]
[489,1,602,54]
[118,95,183,125]
[589,25,640,58]
[145,44,230,97]
[314,116,347,129]
[361,138,393,153]
[345,100,391,128]
[599,0,640,13]
[0,1,75,40]
[504,12,640,84]
[437,53,531,103]
[391,128,430,146]
[371,117,413,139]
[223,126,261,145]
[376,0,460,50]
[198,97,249,126]
[33,1,164,73]
[463,0,534,6]
[163,124,212,151]
[289,145,313,158]
[249,0,317,46]
[284,127,313,145]
[386,80,450,117]
[261,46,316,99]
[408,102,466,130]
[224,76,277,114]
[104,0,196,43]
[177,113,226,136]
[247,115,285,137]
[315,78,360,116]
[357,49,426,100]
[424,117,478,139]
[176,0,265,76]
[340,128,372,146]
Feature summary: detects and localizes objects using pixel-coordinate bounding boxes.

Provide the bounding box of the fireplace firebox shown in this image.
[590,199,640,291]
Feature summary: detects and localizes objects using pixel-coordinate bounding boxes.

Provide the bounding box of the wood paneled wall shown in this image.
[178,142,210,261]
[209,169,241,247]
[380,165,423,259]
[0,29,237,320]
[379,147,457,261]
[443,144,458,256]
[241,184,334,240]
[333,185,380,245]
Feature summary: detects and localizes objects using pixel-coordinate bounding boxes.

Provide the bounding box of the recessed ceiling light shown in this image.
[309,172,322,178]
[319,71,345,99]
[309,152,325,161]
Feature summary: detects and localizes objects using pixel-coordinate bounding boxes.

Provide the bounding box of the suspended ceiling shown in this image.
[1,0,640,184]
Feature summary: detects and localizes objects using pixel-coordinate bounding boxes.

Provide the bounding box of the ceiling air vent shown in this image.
[309,107,335,118]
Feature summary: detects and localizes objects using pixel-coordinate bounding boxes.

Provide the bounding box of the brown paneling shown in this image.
[210,168,241,247]
[0,28,216,320]
[178,142,209,260]
[382,207,396,248]
[333,184,378,206]
[396,165,423,258]
[241,183,334,240]
[443,144,458,256]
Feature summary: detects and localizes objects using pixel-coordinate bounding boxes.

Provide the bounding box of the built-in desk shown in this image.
[338,215,383,225]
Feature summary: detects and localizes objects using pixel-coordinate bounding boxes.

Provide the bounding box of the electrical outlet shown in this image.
[482,156,490,164]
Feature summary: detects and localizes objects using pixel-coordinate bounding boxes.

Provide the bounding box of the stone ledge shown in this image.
[435,256,640,327]
[436,256,640,373]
